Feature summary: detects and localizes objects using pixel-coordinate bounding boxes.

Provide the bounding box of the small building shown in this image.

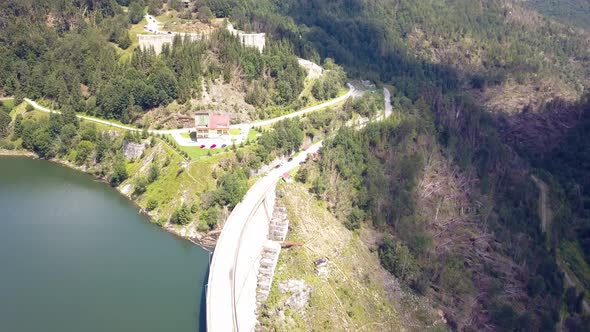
[195,112,230,138]
[281,172,292,183]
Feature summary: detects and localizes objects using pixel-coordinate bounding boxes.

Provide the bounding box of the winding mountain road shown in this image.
[23,84,355,147]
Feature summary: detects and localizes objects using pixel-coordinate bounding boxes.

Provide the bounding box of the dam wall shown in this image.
[138,33,204,54]
[139,23,265,54]
[227,23,266,52]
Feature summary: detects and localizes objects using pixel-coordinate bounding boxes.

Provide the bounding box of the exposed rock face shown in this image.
[122,140,145,160]
[298,58,323,79]
[278,279,311,312]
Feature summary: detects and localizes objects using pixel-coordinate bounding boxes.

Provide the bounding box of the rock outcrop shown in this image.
[122,140,145,160]
[278,279,311,312]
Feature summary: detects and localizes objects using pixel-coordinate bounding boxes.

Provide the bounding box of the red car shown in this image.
[210,144,217,149]
[200,145,206,149]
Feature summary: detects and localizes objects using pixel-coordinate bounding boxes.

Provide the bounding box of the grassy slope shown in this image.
[259,183,416,331]
[109,13,149,63]
[1,99,14,113]
[12,108,219,234]
[124,141,218,223]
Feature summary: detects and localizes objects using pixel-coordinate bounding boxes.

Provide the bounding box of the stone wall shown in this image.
[256,201,289,304]
[269,206,289,242]
[256,241,281,303]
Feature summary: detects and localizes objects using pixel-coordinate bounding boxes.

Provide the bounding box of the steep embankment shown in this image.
[258,182,444,331]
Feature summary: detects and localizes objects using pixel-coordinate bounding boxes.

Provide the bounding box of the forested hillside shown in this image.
[0,0,328,125]
[195,0,590,330]
[208,0,590,113]
[526,0,590,29]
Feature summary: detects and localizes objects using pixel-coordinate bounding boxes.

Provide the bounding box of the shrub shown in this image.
[215,169,248,208]
[200,206,221,229]
[0,139,15,150]
[171,204,192,225]
[344,207,364,230]
[75,140,95,165]
[196,220,209,232]
[133,176,148,196]
[378,237,418,282]
[190,202,199,214]
[110,155,128,186]
[146,198,158,211]
[295,167,309,183]
[148,162,160,183]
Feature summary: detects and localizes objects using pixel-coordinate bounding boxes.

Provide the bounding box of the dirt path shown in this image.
[531,175,590,314]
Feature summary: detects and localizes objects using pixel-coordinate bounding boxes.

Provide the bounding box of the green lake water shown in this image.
[0,157,209,332]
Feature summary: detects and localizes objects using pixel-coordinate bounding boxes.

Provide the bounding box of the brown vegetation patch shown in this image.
[496,97,587,157]
[416,151,525,329]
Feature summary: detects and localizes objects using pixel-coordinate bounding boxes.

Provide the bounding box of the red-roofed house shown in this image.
[281,172,292,183]
[195,112,230,138]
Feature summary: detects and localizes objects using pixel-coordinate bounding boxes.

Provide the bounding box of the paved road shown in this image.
[24,99,144,131]
[232,84,357,144]
[247,83,357,128]
[144,15,160,33]
[384,87,392,117]
[206,141,323,332]
[24,84,355,148]
[206,87,389,332]
[531,175,548,233]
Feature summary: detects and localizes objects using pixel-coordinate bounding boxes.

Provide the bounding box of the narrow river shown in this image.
[0,157,209,332]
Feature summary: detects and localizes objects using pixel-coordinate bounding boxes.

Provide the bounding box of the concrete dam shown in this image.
[139,24,265,54]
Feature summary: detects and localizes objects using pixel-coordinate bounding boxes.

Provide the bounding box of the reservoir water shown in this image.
[0,157,209,332]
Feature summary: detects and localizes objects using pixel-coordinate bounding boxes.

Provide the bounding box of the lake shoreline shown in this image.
[0,155,209,331]
[0,149,216,252]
